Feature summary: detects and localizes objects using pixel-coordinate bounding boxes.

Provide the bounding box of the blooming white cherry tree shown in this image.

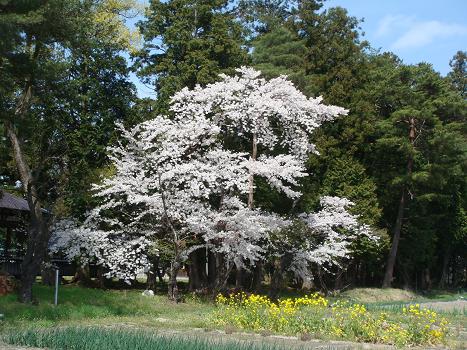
[53,111,273,298]
[170,67,349,288]
[292,196,375,279]
[51,67,373,298]
[171,67,348,207]
[50,219,150,282]
[267,196,376,296]
[94,115,253,299]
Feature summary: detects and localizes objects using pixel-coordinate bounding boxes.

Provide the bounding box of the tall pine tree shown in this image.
[135,0,248,112]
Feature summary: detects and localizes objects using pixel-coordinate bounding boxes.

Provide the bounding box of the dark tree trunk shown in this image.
[438,247,450,289]
[208,249,216,288]
[423,268,432,290]
[383,117,416,288]
[18,203,49,303]
[40,260,55,286]
[269,258,285,299]
[334,266,345,290]
[5,42,49,303]
[235,266,244,289]
[146,256,160,291]
[317,266,327,293]
[212,252,233,293]
[71,263,92,286]
[188,249,206,291]
[146,270,156,291]
[382,189,405,288]
[6,119,50,303]
[213,252,225,292]
[157,264,165,283]
[96,266,108,289]
[251,261,263,292]
[167,260,181,301]
[402,263,411,290]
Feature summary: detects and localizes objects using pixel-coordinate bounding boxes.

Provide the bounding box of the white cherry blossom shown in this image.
[51,68,368,288]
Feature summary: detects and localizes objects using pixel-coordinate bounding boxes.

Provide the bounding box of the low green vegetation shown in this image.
[1,285,465,349]
[2,327,302,350]
[0,284,212,329]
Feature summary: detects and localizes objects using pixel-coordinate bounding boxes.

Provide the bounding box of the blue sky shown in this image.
[325,0,466,75]
[129,0,467,98]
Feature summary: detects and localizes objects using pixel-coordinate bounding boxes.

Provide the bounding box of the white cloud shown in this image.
[391,21,467,49]
[375,14,415,37]
[376,14,467,50]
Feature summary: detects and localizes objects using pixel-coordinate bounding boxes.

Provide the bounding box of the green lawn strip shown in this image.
[0,284,212,329]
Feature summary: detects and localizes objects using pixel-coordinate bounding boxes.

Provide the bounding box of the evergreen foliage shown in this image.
[134,0,249,112]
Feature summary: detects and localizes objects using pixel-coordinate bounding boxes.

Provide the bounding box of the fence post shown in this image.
[54,268,59,306]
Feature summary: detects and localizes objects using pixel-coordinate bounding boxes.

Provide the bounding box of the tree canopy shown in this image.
[1,0,465,302]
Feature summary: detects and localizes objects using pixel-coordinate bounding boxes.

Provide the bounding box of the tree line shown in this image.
[0,0,465,303]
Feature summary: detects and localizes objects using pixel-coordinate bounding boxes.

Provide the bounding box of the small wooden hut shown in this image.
[0,190,76,278]
[0,190,29,257]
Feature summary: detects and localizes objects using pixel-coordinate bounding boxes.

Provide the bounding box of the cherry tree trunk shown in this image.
[146,255,160,291]
[207,250,216,288]
[251,261,263,292]
[235,266,244,289]
[96,266,109,289]
[71,263,92,286]
[269,258,285,299]
[167,260,181,301]
[188,249,206,291]
[334,267,345,291]
[248,133,257,209]
[212,252,233,293]
[146,271,156,291]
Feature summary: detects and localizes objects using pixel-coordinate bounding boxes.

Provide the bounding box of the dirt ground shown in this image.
[0,342,45,350]
[419,299,466,312]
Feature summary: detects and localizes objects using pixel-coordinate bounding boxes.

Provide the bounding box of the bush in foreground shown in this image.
[211,293,449,347]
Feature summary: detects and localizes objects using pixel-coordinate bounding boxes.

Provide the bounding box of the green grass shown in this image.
[0,284,213,329]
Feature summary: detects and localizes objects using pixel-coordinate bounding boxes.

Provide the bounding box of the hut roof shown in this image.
[0,190,30,212]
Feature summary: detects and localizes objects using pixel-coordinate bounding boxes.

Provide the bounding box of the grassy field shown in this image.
[0,284,465,349]
[0,284,213,330]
